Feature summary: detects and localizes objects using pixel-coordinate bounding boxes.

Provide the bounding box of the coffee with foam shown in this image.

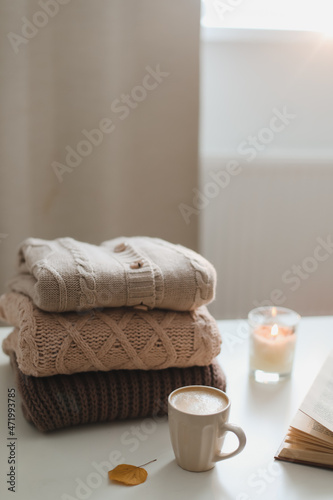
[170,387,228,415]
[168,386,246,471]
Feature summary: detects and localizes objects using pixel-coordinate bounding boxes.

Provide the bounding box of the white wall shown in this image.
[200,29,333,319]
[201,28,333,157]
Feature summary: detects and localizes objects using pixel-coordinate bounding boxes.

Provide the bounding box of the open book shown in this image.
[275,350,333,470]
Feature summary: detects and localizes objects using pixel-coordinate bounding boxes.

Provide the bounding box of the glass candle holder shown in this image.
[248,306,300,383]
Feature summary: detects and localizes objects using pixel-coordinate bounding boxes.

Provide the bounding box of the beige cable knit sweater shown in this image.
[8,236,216,312]
[0,293,222,377]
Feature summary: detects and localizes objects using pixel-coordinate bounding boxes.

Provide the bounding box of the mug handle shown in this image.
[215,423,246,462]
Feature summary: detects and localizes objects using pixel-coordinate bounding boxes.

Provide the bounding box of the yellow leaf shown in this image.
[108,460,156,486]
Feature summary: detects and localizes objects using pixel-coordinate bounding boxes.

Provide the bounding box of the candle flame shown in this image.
[271,324,279,337]
[272,306,277,317]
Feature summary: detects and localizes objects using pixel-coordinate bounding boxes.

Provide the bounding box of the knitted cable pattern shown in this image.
[7,351,226,432]
[0,293,222,376]
[8,236,217,312]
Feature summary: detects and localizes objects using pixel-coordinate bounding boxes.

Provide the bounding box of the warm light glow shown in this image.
[272,306,277,317]
[271,324,279,337]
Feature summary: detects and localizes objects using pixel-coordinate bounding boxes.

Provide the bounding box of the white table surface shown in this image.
[0,317,332,500]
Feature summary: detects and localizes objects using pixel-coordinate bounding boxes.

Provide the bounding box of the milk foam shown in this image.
[171,388,228,415]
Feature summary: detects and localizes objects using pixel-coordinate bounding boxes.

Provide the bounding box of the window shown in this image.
[201,0,333,34]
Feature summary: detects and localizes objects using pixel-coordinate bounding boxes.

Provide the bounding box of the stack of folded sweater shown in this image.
[0,236,225,432]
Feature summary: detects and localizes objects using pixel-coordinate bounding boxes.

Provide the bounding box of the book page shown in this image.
[290,410,333,446]
[300,350,333,433]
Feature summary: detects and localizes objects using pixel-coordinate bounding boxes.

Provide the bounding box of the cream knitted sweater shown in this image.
[8,236,216,312]
[0,293,222,377]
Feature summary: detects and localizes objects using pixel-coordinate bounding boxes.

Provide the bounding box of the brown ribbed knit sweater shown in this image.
[8,236,216,312]
[0,293,222,376]
[8,352,226,432]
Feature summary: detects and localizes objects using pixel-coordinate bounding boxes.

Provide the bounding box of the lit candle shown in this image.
[248,306,300,383]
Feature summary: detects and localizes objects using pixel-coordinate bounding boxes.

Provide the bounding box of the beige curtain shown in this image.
[0,0,200,293]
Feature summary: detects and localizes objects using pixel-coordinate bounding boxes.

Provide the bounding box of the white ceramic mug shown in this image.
[168,386,246,472]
